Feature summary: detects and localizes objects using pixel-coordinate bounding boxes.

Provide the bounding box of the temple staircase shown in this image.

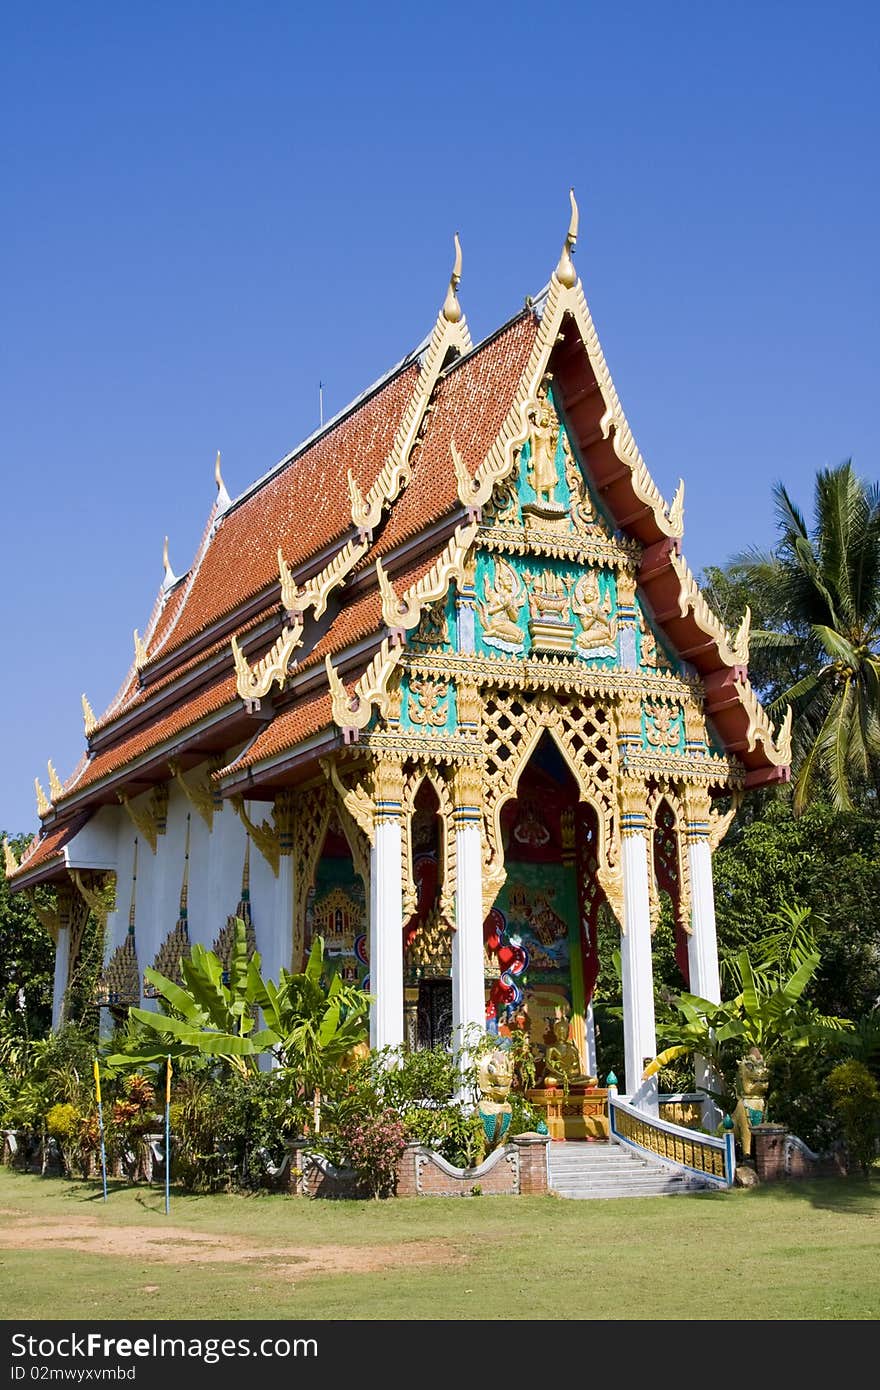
[547,1140,714,1199]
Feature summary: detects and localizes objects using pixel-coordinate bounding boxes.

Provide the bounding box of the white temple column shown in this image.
[369,760,404,1053]
[51,926,69,1030]
[685,788,723,1125]
[619,788,658,1114]
[452,767,486,1062]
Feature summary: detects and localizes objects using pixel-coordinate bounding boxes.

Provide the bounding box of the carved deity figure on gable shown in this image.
[526,393,560,505]
[478,557,526,653]
[572,571,617,660]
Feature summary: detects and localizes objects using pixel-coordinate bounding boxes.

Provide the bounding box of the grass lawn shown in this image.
[1,1166,879,1321]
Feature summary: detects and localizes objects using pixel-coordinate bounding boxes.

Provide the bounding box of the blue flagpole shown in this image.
[164,1055,172,1215]
[93,1060,108,1202]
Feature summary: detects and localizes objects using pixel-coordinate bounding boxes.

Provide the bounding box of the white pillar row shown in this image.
[619,805,659,1114]
[368,760,404,1053]
[685,789,723,1125]
[452,766,487,1062]
[51,925,70,1030]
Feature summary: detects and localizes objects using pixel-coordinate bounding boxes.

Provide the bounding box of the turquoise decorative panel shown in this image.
[640,702,686,755]
[473,550,620,667]
[399,669,457,733]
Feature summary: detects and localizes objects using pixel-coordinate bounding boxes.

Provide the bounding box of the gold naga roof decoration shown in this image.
[232,235,473,707]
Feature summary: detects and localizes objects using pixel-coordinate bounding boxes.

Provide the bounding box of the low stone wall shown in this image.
[395,1133,549,1197]
[282,1133,550,1198]
[751,1125,849,1182]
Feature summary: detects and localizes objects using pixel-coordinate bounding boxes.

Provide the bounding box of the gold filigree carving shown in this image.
[230,796,281,877]
[321,758,375,847]
[70,869,117,931]
[326,638,404,736]
[456,679,481,731]
[732,607,751,666]
[376,519,479,637]
[232,618,303,707]
[733,679,792,766]
[668,479,685,538]
[708,790,743,850]
[645,702,683,751]
[169,758,218,829]
[408,677,448,727]
[410,601,448,650]
[118,786,168,854]
[292,785,333,971]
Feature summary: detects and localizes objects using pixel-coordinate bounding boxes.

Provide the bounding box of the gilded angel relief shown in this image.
[478,558,526,653]
[571,571,617,660]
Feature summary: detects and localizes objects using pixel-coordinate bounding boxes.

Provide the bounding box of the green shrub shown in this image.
[45,1103,79,1142]
[825,1060,880,1176]
[334,1109,407,1198]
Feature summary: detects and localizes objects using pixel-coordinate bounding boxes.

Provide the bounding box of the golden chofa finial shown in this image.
[161,536,178,590]
[214,450,231,510]
[555,188,579,289]
[2,836,18,877]
[133,629,148,669]
[82,693,97,737]
[35,777,50,817]
[47,760,63,800]
[442,232,463,323]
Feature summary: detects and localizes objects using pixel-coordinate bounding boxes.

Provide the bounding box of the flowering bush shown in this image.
[335,1108,407,1199]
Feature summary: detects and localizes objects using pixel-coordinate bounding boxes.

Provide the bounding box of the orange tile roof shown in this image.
[156,361,420,659]
[9,821,81,883]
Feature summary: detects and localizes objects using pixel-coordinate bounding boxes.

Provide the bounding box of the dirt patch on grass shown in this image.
[0,1209,454,1277]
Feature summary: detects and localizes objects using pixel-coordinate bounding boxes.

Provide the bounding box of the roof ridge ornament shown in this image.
[82,694,97,737]
[442,233,463,323]
[555,188,579,289]
[215,450,232,512]
[47,760,64,800]
[35,777,50,818]
[2,836,19,876]
[162,536,179,591]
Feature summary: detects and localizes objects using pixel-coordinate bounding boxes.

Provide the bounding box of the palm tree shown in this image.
[729,461,880,812]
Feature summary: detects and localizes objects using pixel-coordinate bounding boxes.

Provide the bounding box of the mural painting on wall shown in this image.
[306,847,367,989]
[484,776,586,1078]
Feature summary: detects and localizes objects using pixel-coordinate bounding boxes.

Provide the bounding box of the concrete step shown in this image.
[547,1140,710,1199]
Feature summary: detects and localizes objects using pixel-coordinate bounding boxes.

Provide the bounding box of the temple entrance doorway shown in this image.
[403,781,453,1051]
[485,733,605,1090]
[305,816,368,989]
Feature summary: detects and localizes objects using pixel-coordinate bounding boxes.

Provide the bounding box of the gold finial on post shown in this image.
[47,761,63,800]
[442,232,463,323]
[82,693,97,736]
[161,536,178,588]
[214,450,231,510]
[2,836,18,877]
[35,777,50,817]
[555,188,579,288]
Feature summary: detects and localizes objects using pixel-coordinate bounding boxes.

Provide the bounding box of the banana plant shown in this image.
[645,904,852,1083]
[105,920,370,1100]
[105,919,277,1078]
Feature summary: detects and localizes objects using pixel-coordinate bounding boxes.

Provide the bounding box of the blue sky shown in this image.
[2,1,878,835]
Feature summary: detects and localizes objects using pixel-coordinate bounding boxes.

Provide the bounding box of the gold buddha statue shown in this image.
[541,1015,596,1090]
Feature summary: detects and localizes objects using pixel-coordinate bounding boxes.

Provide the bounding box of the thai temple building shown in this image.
[6,195,791,1113]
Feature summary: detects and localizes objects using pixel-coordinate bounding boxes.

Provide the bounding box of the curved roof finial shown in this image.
[442,232,463,323]
[555,188,579,288]
[214,449,231,511]
[161,535,178,590]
